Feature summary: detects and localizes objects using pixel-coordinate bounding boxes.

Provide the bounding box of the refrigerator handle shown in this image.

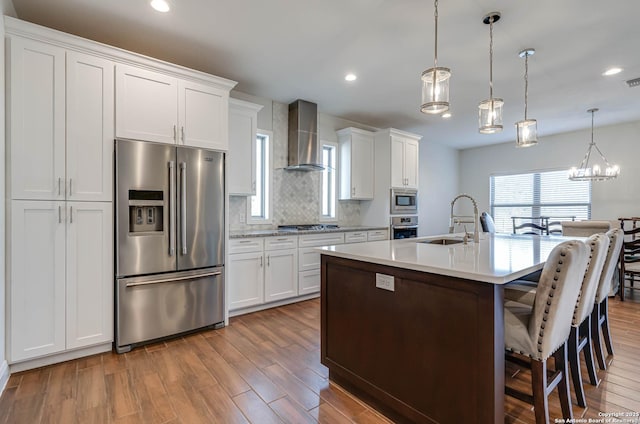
[168,161,175,257]
[180,162,187,255]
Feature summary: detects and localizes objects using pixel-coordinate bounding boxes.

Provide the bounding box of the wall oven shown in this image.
[391,216,418,239]
[390,189,418,214]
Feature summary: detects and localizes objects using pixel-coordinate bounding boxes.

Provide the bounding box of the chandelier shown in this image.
[568,109,620,181]
[515,48,537,147]
[421,0,450,114]
[478,12,503,134]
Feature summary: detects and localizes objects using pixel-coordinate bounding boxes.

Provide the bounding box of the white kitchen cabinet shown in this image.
[10,201,113,361]
[66,202,113,349]
[345,231,368,243]
[10,201,66,361]
[8,39,114,202]
[228,98,263,195]
[8,37,66,201]
[367,229,389,241]
[264,248,298,302]
[384,130,421,189]
[116,64,230,150]
[298,232,344,294]
[66,52,115,202]
[337,127,374,200]
[299,269,321,296]
[228,250,265,310]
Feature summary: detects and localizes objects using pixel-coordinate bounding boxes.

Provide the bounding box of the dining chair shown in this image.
[504,234,609,408]
[504,240,589,424]
[480,212,496,233]
[592,228,624,370]
[561,220,611,237]
[618,218,640,301]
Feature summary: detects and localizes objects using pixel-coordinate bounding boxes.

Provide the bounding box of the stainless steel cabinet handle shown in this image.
[58,177,62,196]
[168,161,175,257]
[180,162,187,255]
[173,125,177,142]
[352,187,356,197]
[125,270,222,287]
[238,240,252,244]
[181,126,185,144]
[267,255,270,266]
[252,181,256,191]
[58,205,62,223]
[69,206,73,223]
[260,256,263,267]
[69,178,73,196]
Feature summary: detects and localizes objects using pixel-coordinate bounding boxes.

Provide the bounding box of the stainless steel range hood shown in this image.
[287,99,324,171]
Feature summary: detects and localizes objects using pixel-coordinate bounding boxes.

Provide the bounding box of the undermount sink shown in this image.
[419,238,464,246]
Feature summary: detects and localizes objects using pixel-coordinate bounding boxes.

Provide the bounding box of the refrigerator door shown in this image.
[116,139,177,277]
[115,266,224,352]
[176,146,224,270]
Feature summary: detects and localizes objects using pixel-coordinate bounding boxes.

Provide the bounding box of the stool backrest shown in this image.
[573,234,609,326]
[529,240,589,360]
[595,228,623,303]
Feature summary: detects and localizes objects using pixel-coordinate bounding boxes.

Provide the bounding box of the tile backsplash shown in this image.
[228,100,362,231]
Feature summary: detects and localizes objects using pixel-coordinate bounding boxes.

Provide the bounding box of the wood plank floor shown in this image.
[1,292,639,424]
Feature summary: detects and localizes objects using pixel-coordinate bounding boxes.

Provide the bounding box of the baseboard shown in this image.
[229,293,320,317]
[9,343,112,373]
[0,360,9,397]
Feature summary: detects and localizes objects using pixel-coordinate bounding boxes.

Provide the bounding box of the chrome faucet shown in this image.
[449,194,479,243]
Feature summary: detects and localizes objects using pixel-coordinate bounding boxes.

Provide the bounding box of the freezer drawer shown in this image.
[116,267,224,352]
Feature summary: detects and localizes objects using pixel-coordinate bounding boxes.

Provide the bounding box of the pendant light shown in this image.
[515,48,538,147]
[478,12,503,134]
[568,109,620,181]
[421,0,451,114]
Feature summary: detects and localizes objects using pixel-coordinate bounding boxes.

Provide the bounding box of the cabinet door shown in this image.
[66,52,114,202]
[350,133,374,199]
[299,269,320,295]
[404,138,419,189]
[390,136,406,188]
[178,80,228,150]
[8,37,65,201]
[228,102,258,195]
[115,64,178,144]
[66,202,113,349]
[10,201,66,361]
[228,252,264,310]
[264,249,298,302]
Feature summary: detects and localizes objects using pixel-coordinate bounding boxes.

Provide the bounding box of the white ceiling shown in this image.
[10,0,640,149]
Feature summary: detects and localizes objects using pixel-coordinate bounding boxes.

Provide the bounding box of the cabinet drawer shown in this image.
[265,236,298,251]
[367,230,389,241]
[298,247,321,272]
[345,232,367,244]
[229,238,263,254]
[299,269,320,295]
[298,233,345,248]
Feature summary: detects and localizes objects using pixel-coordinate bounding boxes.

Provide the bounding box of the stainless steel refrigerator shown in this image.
[115,139,225,353]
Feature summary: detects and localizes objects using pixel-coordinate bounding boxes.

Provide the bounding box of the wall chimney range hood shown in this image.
[287,99,324,171]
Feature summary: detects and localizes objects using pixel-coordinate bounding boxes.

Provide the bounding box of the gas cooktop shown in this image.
[278,224,340,231]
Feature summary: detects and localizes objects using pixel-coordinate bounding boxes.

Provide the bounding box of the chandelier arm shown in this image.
[592,143,614,167]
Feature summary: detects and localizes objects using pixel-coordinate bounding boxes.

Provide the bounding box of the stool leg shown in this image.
[555,342,574,421]
[591,304,607,370]
[531,358,550,424]
[581,317,599,387]
[601,298,615,357]
[568,326,587,407]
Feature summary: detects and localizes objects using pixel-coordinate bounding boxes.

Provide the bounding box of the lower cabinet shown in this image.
[10,200,113,362]
[298,233,345,295]
[264,248,298,302]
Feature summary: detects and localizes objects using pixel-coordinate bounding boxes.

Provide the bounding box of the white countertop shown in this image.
[318,233,579,284]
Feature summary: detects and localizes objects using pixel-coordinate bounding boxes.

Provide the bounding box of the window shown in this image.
[490,169,591,233]
[320,142,337,221]
[249,130,271,222]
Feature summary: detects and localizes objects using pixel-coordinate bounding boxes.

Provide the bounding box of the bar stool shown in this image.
[504,240,589,424]
[592,228,623,370]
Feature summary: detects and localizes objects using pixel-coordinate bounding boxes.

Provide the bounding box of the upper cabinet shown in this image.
[116,65,230,150]
[337,127,375,200]
[228,98,263,195]
[8,37,113,202]
[376,129,421,190]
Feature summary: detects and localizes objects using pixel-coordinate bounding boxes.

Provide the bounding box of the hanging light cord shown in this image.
[489,16,494,99]
[523,53,529,119]
[433,0,439,68]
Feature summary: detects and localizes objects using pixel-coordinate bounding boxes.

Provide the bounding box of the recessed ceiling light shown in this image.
[442,112,452,119]
[603,67,622,76]
[345,73,357,82]
[150,0,170,12]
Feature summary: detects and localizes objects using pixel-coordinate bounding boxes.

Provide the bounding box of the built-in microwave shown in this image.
[390,188,418,214]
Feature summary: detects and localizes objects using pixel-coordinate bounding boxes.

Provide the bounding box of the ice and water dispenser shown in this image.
[128,190,164,233]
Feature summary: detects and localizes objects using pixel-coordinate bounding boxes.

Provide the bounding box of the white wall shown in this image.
[418,140,460,236]
[1,0,18,393]
[459,120,640,221]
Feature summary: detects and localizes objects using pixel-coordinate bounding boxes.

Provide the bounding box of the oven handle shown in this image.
[125,270,222,288]
[391,225,419,230]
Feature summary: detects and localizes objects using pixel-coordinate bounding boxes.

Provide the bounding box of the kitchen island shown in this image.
[319,233,572,424]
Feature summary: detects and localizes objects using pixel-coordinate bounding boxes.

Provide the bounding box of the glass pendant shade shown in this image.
[478,98,504,134]
[568,108,620,181]
[421,67,451,114]
[516,119,538,147]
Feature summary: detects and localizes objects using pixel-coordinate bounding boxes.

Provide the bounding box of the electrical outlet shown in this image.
[238,211,246,223]
[375,273,395,292]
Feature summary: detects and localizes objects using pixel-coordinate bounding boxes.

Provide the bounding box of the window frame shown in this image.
[247,129,273,224]
[319,141,338,222]
[489,168,592,233]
